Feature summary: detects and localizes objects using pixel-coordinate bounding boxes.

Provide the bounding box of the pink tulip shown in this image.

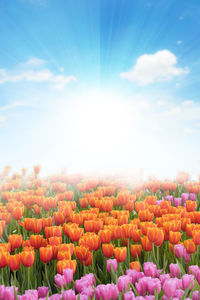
[107,259,117,273]
[163,278,177,298]
[174,244,185,258]
[188,265,199,278]
[192,290,199,300]
[126,269,138,284]
[147,278,161,295]
[159,274,170,286]
[117,275,132,292]
[61,289,76,300]
[37,286,49,298]
[123,291,135,300]
[63,268,73,284]
[169,263,180,277]
[143,262,157,277]
[54,274,66,289]
[182,274,195,290]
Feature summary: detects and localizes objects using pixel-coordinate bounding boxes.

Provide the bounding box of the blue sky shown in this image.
[0,0,200,179]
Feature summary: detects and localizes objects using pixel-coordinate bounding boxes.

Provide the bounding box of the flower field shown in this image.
[0,166,200,299]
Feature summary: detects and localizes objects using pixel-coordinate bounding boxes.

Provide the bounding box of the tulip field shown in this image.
[0,166,200,299]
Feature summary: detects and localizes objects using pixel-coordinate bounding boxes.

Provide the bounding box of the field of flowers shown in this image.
[0,166,200,299]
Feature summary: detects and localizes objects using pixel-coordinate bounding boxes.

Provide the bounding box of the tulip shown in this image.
[135,277,149,296]
[192,291,199,300]
[55,274,66,289]
[188,265,199,277]
[184,239,196,254]
[21,250,35,267]
[169,231,182,244]
[12,206,24,220]
[4,287,18,300]
[114,247,127,262]
[143,262,157,277]
[130,261,140,272]
[182,274,195,290]
[174,198,182,207]
[102,243,114,258]
[159,274,170,286]
[125,270,137,285]
[123,291,135,300]
[57,259,77,274]
[174,244,185,258]
[131,244,142,258]
[9,234,22,250]
[107,259,117,272]
[8,254,21,271]
[61,289,76,300]
[80,286,94,299]
[163,278,177,298]
[169,263,180,277]
[63,268,73,284]
[147,278,161,295]
[37,286,49,298]
[141,236,152,251]
[39,246,53,263]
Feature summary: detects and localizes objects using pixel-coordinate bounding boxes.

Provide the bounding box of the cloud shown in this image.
[157,100,166,106]
[177,40,183,45]
[165,106,182,116]
[182,100,194,106]
[0,101,28,112]
[0,67,76,90]
[0,116,6,126]
[179,16,184,20]
[120,50,189,86]
[23,57,47,67]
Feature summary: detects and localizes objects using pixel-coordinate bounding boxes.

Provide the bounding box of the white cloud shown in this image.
[182,100,194,106]
[0,116,6,126]
[0,67,76,90]
[177,40,183,45]
[120,50,189,86]
[24,57,47,67]
[0,101,27,112]
[179,16,184,20]
[185,128,196,134]
[157,100,166,106]
[165,106,182,116]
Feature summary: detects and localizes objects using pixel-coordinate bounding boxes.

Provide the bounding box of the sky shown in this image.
[0,0,200,179]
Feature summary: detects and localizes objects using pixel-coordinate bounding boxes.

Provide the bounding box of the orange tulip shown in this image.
[69,228,84,242]
[102,243,114,258]
[130,244,142,258]
[8,254,21,271]
[114,247,127,262]
[186,201,197,212]
[57,250,71,261]
[32,219,42,234]
[12,206,24,220]
[79,198,89,208]
[53,212,65,226]
[9,234,22,251]
[39,246,53,263]
[21,250,35,267]
[169,231,182,245]
[131,229,142,242]
[130,261,140,272]
[141,236,152,251]
[71,214,83,226]
[75,246,89,262]
[192,231,200,245]
[0,251,9,268]
[30,235,43,249]
[85,251,92,266]
[184,239,196,254]
[57,259,77,274]
[42,217,53,229]
[98,230,112,244]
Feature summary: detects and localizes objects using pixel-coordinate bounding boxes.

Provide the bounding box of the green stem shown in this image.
[13,271,16,287]
[1,268,4,285]
[27,267,30,289]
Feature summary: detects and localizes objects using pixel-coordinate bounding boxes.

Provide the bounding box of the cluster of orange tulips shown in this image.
[0,166,200,298]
